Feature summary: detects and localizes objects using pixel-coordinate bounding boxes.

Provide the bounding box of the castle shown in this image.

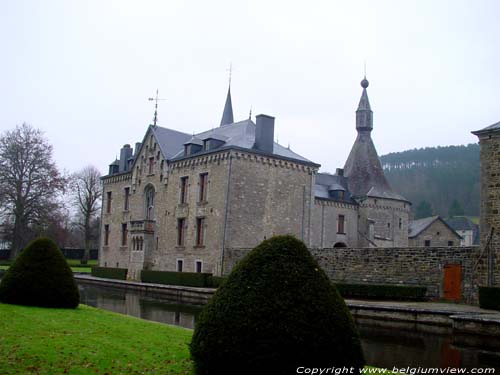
[99,78,411,279]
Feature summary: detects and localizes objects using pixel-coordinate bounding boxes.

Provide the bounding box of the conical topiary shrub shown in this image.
[190,235,365,375]
[0,237,79,308]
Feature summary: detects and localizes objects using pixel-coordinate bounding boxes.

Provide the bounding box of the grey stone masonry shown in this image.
[224,246,481,302]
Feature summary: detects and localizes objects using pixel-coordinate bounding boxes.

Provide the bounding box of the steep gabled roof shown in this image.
[152,126,192,159]
[445,216,474,231]
[408,215,462,239]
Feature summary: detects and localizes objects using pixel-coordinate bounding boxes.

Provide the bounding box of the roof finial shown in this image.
[148,89,166,127]
[249,105,252,120]
[361,61,369,88]
[227,62,233,87]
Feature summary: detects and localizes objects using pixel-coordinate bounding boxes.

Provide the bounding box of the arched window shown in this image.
[132,237,136,250]
[144,185,155,220]
[333,242,347,248]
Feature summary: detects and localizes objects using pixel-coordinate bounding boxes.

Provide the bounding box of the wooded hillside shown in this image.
[380,144,480,218]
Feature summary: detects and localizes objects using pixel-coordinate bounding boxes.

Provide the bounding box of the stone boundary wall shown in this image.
[223,246,486,303]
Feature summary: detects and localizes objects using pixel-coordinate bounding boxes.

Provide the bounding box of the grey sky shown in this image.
[1,0,498,175]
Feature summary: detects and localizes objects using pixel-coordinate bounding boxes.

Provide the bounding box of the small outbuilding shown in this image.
[408,216,462,247]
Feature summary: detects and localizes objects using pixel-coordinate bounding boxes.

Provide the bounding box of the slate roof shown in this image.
[408,216,461,239]
[170,119,314,164]
[151,126,192,159]
[472,120,500,135]
[445,217,474,231]
[220,86,234,126]
[343,80,408,202]
[314,173,357,204]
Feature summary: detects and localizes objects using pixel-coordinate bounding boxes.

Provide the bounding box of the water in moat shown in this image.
[78,283,500,371]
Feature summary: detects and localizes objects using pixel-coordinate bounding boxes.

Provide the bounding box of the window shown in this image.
[177,259,183,272]
[195,261,202,273]
[338,190,345,200]
[148,157,154,174]
[424,240,431,247]
[177,218,186,246]
[124,187,130,211]
[180,176,189,204]
[106,192,112,213]
[399,218,402,229]
[145,186,155,220]
[337,215,345,234]
[104,224,110,246]
[199,173,208,202]
[121,223,128,246]
[196,217,205,246]
[132,237,136,250]
[448,241,454,247]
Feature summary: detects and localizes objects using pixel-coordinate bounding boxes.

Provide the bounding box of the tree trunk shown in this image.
[10,216,26,260]
[81,216,91,264]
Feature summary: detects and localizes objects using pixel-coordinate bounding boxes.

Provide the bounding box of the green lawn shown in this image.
[0,303,194,375]
[0,259,96,273]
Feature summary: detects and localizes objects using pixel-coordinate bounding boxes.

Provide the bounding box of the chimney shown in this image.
[255,114,275,154]
[134,142,141,156]
[119,144,133,172]
[336,168,344,176]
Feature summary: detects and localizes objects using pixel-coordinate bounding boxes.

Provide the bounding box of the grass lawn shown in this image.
[0,259,95,273]
[0,303,194,375]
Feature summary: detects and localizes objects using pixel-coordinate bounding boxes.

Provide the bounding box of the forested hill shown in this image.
[380,144,480,218]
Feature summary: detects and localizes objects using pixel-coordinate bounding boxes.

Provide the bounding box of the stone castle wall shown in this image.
[477,131,500,287]
[310,199,359,248]
[223,246,484,302]
[224,152,317,251]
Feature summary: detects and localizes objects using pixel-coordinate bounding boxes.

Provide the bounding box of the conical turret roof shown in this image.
[344,78,408,202]
[220,86,234,126]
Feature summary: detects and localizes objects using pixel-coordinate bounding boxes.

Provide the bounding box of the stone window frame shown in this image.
[337,214,345,234]
[176,258,184,272]
[195,260,203,273]
[177,218,186,247]
[104,224,110,246]
[121,223,128,246]
[195,217,206,247]
[179,176,189,204]
[198,172,209,203]
[124,187,130,211]
[106,191,112,214]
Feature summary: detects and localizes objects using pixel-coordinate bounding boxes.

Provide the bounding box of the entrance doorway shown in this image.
[443,264,461,301]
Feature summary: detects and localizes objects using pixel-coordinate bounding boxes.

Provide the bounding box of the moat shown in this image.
[78,283,500,371]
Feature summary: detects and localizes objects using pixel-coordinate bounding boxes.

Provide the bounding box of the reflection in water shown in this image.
[78,283,500,370]
[78,283,201,329]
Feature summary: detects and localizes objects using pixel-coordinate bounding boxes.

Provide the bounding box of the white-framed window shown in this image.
[176,259,184,272]
[195,260,203,273]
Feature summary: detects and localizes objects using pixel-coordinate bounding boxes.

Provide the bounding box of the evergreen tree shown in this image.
[415,200,433,219]
[448,199,465,217]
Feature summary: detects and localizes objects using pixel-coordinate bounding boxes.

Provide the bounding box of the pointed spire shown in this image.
[220,85,234,126]
[356,77,373,131]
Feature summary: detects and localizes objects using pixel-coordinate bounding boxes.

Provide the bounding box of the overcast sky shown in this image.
[1,0,499,175]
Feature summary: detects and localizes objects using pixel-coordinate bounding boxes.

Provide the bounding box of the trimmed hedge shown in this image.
[190,235,365,375]
[141,270,211,287]
[335,283,427,301]
[207,276,226,288]
[0,237,79,308]
[479,287,500,311]
[91,266,128,280]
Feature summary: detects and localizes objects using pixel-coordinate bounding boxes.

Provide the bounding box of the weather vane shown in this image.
[227,63,233,86]
[148,89,166,127]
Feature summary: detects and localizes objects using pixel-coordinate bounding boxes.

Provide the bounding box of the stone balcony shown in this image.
[130,220,156,234]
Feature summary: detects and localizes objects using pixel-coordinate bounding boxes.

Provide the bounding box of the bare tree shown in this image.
[0,123,65,259]
[71,166,102,264]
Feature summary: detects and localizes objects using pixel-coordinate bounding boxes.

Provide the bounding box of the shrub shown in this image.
[0,237,79,308]
[479,287,500,311]
[190,235,365,375]
[141,270,211,287]
[335,283,427,301]
[91,266,128,280]
[207,275,226,288]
